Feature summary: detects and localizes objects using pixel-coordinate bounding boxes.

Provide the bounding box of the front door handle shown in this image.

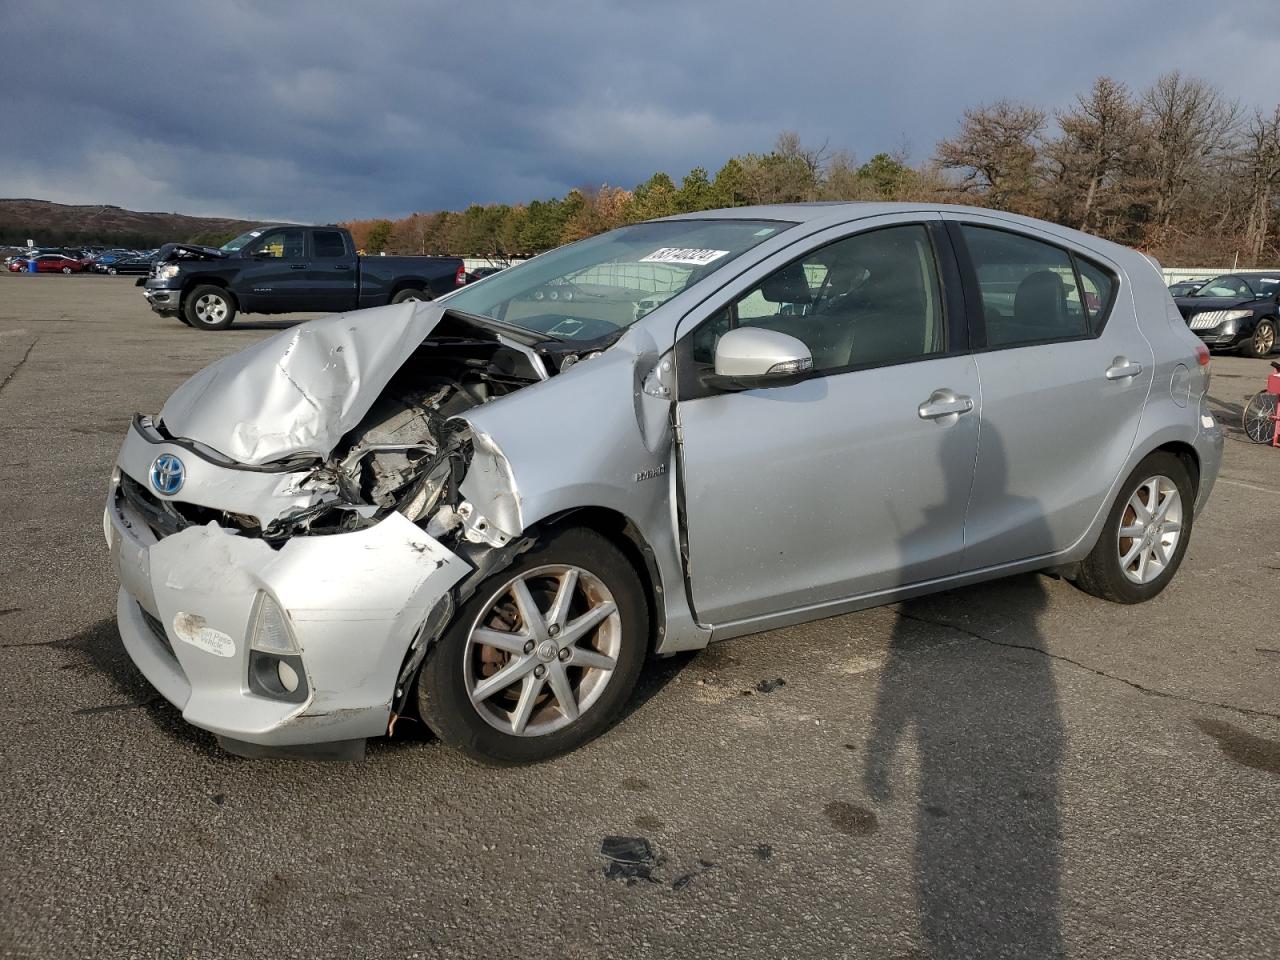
[290,263,308,270]
[1105,357,1142,380]
[918,388,974,420]
[334,264,351,271]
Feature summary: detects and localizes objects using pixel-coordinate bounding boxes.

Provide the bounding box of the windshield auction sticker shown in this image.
[639,248,730,266]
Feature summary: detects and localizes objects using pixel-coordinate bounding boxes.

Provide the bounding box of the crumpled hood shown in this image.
[159,301,446,465]
[157,242,228,261]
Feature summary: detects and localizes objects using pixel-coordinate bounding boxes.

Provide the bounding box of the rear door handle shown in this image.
[918,388,974,420]
[1105,357,1142,380]
[334,264,351,271]
[290,263,308,270]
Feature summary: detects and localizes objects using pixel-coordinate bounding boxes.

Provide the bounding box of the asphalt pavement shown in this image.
[0,272,1277,959]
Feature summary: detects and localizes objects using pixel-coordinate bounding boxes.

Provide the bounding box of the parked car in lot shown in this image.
[1168,278,1207,298]
[467,264,507,282]
[90,251,138,273]
[7,253,88,274]
[1174,272,1280,357]
[106,203,1223,763]
[105,254,155,276]
[139,224,467,330]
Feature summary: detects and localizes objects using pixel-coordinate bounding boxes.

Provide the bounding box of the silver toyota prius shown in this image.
[104,203,1224,763]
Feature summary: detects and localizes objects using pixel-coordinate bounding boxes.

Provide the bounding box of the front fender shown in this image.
[455,335,709,653]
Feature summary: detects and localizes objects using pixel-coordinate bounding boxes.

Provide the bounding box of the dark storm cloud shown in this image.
[2,0,1278,221]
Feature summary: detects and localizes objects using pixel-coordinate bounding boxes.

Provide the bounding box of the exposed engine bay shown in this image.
[272,324,542,541]
[119,310,607,551]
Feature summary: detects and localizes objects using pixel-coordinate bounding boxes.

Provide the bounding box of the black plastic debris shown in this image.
[755,677,786,693]
[600,836,661,884]
[754,843,772,861]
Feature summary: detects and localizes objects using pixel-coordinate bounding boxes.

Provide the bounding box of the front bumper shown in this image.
[141,281,181,314]
[105,446,469,751]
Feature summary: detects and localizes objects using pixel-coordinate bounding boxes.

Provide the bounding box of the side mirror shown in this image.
[703,326,814,392]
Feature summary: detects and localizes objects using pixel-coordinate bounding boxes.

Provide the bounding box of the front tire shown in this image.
[62,266,72,274]
[1074,452,1195,604]
[1242,319,1277,358]
[418,527,649,764]
[183,285,236,330]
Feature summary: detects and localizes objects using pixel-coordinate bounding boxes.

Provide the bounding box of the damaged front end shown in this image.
[107,301,586,757]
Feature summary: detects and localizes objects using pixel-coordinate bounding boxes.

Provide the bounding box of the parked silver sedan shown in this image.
[105,203,1223,763]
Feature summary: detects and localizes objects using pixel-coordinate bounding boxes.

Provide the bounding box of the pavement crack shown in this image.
[0,337,37,396]
[892,607,1280,723]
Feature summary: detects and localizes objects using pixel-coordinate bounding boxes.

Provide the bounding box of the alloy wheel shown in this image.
[463,564,621,737]
[1255,323,1276,355]
[1116,475,1183,585]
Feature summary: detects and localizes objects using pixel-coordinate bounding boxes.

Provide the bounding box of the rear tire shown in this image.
[1242,319,1277,358]
[391,287,430,304]
[1074,452,1195,604]
[418,527,649,764]
[183,284,236,330]
[61,266,72,274]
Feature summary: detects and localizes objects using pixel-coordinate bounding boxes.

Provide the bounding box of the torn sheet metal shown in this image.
[159,301,447,465]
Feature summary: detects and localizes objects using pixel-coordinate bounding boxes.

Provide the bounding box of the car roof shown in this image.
[656,201,1137,263]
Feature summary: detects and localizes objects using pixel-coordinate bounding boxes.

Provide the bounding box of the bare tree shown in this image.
[1141,72,1242,233]
[1237,107,1280,264]
[936,100,1047,214]
[1044,77,1147,237]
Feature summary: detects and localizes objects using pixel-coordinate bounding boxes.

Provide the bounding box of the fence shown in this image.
[1162,266,1280,284]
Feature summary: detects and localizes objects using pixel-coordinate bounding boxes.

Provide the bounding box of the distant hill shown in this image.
[0,199,261,249]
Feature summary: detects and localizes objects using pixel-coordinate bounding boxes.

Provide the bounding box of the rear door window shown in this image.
[960,226,1088,348]
[312,230,348,258]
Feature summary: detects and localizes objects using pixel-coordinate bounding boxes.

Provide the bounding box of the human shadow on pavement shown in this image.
[864,427,1065,958]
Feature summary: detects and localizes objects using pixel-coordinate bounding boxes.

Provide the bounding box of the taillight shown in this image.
[1195,342,1211,391]
[455,265,466,286]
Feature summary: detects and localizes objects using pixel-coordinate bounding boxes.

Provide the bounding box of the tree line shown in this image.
[346,71,1279,267]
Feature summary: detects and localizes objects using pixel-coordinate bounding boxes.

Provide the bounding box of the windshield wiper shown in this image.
[445,308,567,345]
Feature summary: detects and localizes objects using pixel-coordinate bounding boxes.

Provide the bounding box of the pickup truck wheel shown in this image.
[391,288,430,304]
[184,285,236,330]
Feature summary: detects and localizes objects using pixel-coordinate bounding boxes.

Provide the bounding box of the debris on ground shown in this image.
[755,678,786,693]
[600,836,662,884]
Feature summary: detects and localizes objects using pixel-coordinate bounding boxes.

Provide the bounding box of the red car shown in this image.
[7,254,88,274]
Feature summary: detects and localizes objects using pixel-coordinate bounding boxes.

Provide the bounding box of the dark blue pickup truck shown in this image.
[140,224,466,330]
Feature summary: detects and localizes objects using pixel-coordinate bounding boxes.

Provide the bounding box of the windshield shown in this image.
[219,229,264,252]
[443,219,794,341]
[1192,275,1251,298]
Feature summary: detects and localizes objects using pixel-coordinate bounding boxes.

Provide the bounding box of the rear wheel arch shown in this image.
[1153,440,1200,498]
